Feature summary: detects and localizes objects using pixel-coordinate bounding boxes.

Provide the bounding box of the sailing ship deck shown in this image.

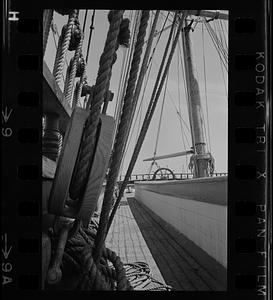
[105,191,226,291]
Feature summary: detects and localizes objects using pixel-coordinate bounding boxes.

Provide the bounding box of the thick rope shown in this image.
[69,10,125,201]
[102,18,130,114]
[53,10,78,86]
[120,12,170,173]
[122,10,160,163]
[107,12,187,234]
[64,23,84,106]
[93,10,150,263]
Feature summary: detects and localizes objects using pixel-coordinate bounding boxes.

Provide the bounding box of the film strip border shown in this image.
[1,2,269,298]
[2,0,41,293]
[229,4,268,297]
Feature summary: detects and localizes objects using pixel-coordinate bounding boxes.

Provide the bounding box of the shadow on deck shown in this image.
[127,197,227,291]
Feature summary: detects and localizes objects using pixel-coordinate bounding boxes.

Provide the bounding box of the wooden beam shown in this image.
[143,150,193,161]
[187,10,228,21]
[43,60,72,134]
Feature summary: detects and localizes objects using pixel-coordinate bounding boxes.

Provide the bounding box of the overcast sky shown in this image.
[44,10,228,175]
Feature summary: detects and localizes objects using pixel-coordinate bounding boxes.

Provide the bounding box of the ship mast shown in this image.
[181,17,212,178]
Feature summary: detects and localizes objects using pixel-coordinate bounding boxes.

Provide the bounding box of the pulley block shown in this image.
[81,84,94,97]
[75,56,85,77]
[48,107,115,227]
[61,23,82,51]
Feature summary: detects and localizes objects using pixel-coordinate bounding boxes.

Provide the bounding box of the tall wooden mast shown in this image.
[181,18,212,178]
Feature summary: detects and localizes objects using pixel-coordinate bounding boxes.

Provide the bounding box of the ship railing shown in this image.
[118,172,228,183]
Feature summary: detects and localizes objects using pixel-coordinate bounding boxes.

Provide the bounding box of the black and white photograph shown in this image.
[42,9,228,291]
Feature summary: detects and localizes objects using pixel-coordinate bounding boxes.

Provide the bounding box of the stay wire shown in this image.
[153,67,169,159]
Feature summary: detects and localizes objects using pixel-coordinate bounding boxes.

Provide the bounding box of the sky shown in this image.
[44,10,228,176]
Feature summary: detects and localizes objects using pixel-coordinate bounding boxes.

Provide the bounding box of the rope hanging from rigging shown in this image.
[69,10,125,201]
[93,10,150,264]
[53,10,79,85]
[121,11,169,172]
[107,11,187,235]
[63,23,84,106]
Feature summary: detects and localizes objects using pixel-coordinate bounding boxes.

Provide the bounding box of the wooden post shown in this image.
[43,10,54,57]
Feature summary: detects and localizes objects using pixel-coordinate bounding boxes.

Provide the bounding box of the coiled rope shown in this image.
[93,10,150,263]
[69,10,125,201]
[49,221,132,290]
[123,262,172,290]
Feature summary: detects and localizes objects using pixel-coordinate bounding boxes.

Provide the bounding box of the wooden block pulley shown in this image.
[48,107,115,227]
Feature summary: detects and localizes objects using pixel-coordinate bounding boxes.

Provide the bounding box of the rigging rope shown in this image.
[86,10,96,64]
[107,11,187,235]
[120,50,154,173]
[53,10,79,85]
[118,10,161,171]
[64,20,84,106]
[113,12,137,123]
[120,11,171,177]
[152,68,169,164]
[102,16,131,114]
[122,10,160,163]
[113,10,135,119]
[82,10,88,33]
[93,10,150,263]
[204,19,228,72]
[114,11,141,135]
[69,10,125,201]
[51,23,66,84]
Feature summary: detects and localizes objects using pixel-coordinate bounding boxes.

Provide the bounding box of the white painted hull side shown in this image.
[134,176,227,268]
